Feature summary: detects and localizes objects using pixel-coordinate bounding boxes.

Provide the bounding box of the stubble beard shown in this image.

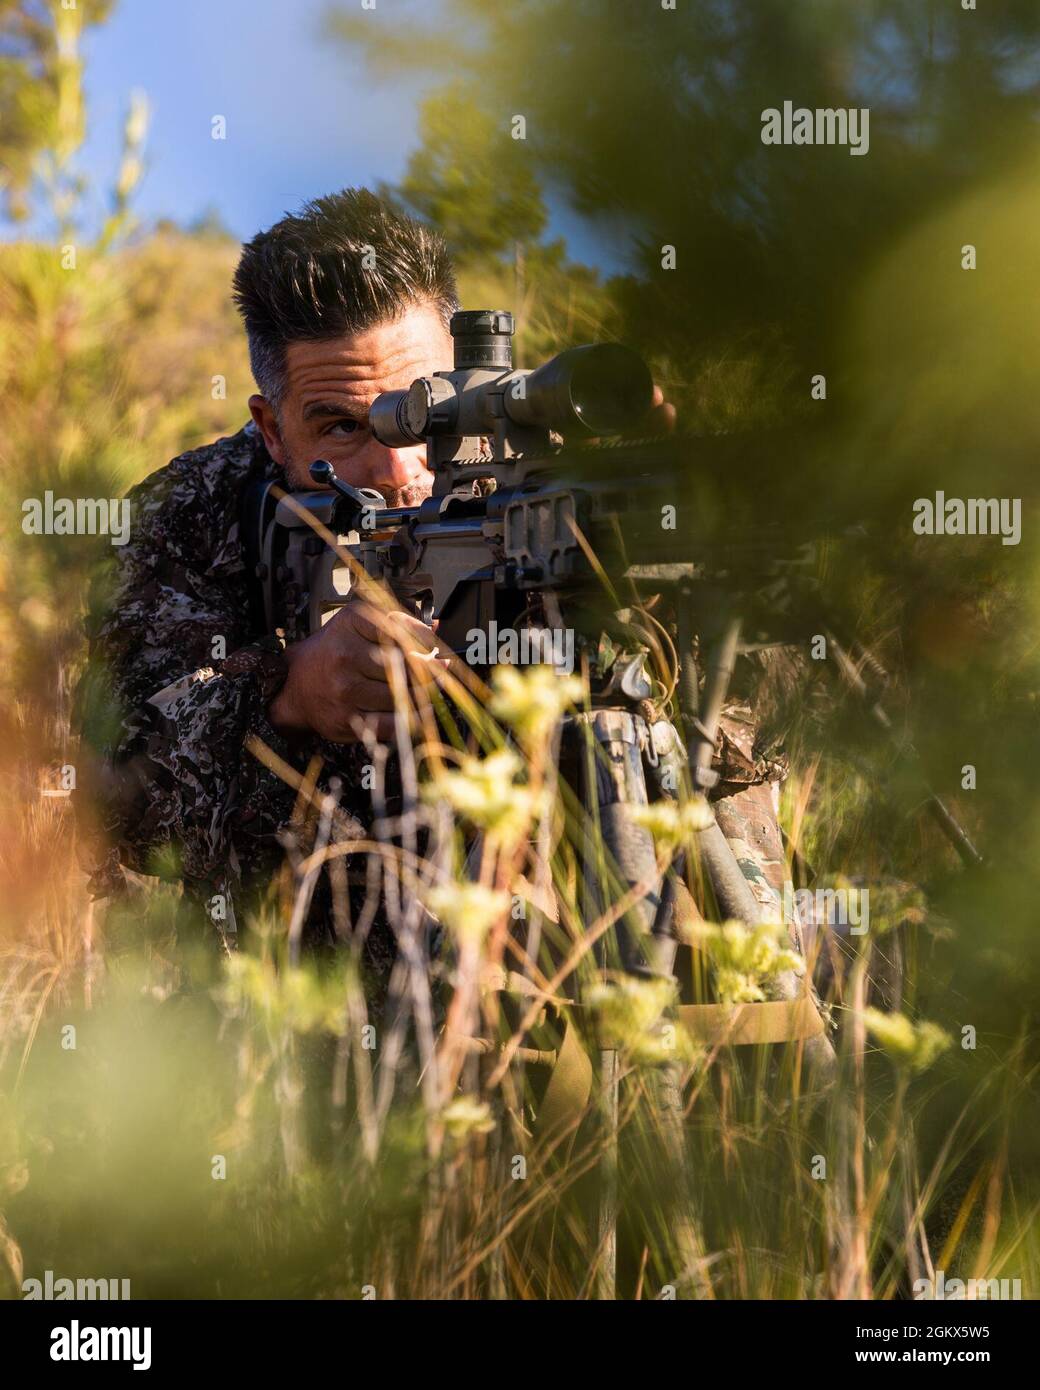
[379,478,433,509]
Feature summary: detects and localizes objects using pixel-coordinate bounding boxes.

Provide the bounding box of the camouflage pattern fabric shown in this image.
[75,421,795,973]
[711,702,792,920]
[74,422,376,956]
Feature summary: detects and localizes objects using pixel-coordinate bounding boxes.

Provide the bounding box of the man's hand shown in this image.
[613,383,675,440]
[646,383,677,433]
[268,601,443,744]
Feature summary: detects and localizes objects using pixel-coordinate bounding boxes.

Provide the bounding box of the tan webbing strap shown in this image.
[678,996,825,1046]
[531,997,823,1135]
[534,1019,594,1140]
[531,1006,823,1134]
[483,988,824,1140]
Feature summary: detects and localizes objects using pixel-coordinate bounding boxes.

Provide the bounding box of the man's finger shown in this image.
[361,713,399,743]
[340,676,397,713]
[340,712,398,745]
[619,381,676,438]
[359,642,449,681]
[348,602,438,651]
[354,641,394,682]
[647,398,677,433]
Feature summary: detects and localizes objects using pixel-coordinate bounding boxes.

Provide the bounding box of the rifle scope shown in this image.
[369,309,653,448]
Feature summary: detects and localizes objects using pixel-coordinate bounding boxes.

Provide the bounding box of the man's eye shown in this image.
[326,420,361,437]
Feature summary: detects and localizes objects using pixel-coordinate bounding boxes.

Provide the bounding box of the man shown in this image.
[77,190,460,958]
[76,187,788,975]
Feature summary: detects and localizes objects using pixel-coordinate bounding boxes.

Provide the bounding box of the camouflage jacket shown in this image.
[76,422,373,949]
[76,421,791,954]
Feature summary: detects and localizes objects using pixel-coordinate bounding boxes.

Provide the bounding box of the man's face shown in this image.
[248,302,453,505]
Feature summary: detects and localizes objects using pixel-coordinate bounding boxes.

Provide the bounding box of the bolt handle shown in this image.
[308,460,385,530]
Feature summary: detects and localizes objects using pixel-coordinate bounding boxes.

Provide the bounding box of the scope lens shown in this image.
[567,345,653,435]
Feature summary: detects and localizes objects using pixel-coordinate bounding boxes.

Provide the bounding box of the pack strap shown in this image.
[527,996,824,1139]
[534,1019,594,1140]
[476,972,827,1140]
[677,996,825,1046]
[240,477,280,636]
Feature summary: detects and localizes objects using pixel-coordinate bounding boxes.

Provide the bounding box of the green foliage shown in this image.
[397,83,546,261]
[0,231,253,707]
[0,1,115,225]
[221,954,352,1035]
[0,0,249,712]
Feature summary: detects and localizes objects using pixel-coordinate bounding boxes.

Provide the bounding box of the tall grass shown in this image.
[1,622,1036,1298]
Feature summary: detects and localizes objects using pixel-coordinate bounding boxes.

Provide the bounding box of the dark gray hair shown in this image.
[232,188,459,407]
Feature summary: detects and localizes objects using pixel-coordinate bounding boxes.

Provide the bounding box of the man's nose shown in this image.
[363,443,427,492]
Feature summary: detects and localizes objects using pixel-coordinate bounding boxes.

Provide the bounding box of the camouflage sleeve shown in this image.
[74,445,312,934]
[711,700,794,930]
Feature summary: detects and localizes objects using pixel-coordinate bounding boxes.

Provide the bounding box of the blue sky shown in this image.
[24,0,622,270]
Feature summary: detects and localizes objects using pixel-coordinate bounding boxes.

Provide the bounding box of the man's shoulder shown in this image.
[132,421,276,521]
[126,422,279,567]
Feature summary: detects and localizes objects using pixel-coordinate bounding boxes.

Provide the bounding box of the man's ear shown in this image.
[248,394,286,467]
